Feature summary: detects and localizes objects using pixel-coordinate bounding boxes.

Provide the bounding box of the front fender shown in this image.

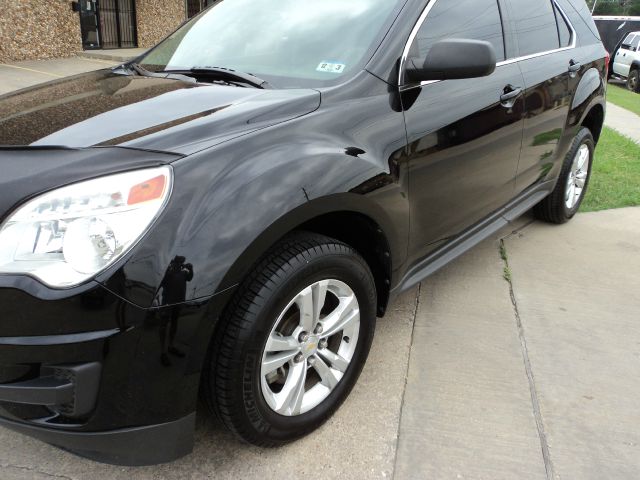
[99,124,409,310]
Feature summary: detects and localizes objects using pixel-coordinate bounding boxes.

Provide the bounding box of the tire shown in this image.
[203,232,377,446]
[533,127,594,224]
[627,69,640,93]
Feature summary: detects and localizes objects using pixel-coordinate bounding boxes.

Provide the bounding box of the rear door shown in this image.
[506,0,574,194]
[402,0,526,260]
[614,33,638,77]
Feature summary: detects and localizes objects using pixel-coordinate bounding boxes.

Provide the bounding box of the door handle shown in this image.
[568,60,581,73]
[500,86,522,105]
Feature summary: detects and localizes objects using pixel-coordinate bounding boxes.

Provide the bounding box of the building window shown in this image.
[187,0,215,18]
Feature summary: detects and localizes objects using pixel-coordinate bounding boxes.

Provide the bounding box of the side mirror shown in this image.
[405,39,497,83]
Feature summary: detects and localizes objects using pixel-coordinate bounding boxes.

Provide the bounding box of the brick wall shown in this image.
[0,0,82,62]
[0,0,186,62]
[136,0,186,48]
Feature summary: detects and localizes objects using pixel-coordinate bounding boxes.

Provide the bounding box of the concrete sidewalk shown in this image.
[605,102,640,144]
[0,209,638,479]
[0,57,118,95]
[396,208,640,480]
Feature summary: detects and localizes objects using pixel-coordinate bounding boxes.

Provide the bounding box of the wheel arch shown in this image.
[580,102,605,144]
[216,193,400,318]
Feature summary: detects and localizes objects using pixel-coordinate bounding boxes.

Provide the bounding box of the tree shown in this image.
[587,0,640,15]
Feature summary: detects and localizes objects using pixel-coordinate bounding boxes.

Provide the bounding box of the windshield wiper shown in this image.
[126,63,197,83]
[162,66,273,89]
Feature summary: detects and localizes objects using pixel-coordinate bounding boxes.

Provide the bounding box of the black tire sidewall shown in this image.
[561,128,595,220]
[231,246,376,443]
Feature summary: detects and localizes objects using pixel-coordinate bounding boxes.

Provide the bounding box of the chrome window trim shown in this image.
[496,1,577,66]
[398,0,439,87]
[399,0,577,89]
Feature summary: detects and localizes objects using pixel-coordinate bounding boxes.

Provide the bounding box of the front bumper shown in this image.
[0,412,195,466]
[0,282,215,465]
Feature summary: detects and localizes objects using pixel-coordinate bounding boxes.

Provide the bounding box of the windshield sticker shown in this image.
[316,62,346,74]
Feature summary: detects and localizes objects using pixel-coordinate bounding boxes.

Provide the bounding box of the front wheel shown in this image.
[204,232,377,446]
[534,127,594,224]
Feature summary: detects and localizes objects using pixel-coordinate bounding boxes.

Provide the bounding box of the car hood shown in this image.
[0,70,321,155]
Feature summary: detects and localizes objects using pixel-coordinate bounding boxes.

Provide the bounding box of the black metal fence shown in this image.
[100,0,138,49]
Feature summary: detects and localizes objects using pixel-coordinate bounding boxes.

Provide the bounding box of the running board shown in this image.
[393,182,553,294]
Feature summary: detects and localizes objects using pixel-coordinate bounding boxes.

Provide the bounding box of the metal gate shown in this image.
[99,0,138,49]
[187,0,216,18]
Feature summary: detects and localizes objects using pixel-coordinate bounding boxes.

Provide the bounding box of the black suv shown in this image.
[0,0,606,465]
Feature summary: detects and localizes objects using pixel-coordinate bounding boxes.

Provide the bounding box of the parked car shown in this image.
[611,31,640,91]
[0,0,607,466]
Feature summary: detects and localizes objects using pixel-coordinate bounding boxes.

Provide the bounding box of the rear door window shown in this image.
[409,0,506,62]
[508,0,561,56]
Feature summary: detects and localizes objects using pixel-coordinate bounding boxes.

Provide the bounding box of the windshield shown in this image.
[139,0,404,88]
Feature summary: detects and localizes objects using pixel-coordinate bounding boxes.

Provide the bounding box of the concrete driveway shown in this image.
[1,59,639,479]
[0,209,638,480]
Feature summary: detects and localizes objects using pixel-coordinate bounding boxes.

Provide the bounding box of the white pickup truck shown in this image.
[612,31,640,92]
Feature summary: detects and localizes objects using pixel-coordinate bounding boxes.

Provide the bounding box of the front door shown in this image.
[402,0,525,260]
[79,0,100,49]
[614,33,639,78]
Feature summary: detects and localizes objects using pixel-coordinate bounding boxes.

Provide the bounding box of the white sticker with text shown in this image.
[316,62,346,73]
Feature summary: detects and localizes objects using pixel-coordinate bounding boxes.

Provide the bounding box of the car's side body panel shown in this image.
[402,62,525,262]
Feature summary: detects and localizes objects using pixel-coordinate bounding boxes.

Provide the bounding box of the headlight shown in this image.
[0,167,172,288]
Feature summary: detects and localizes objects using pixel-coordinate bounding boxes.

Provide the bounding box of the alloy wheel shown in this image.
[564,143,590,210]
[260,279,360,416]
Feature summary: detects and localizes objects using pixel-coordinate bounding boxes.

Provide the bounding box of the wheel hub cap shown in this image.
[301,335,320,358]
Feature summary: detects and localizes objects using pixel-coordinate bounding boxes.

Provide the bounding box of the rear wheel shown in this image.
[534,127,594,224]
[627,69,640,93]
[204,232,377,446]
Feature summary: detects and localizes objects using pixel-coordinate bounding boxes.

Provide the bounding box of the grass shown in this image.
[499,242,508,262]
[503,266,512,283]
[581,127,640,212]
[499,240,512,283]
[607,84,640,117]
